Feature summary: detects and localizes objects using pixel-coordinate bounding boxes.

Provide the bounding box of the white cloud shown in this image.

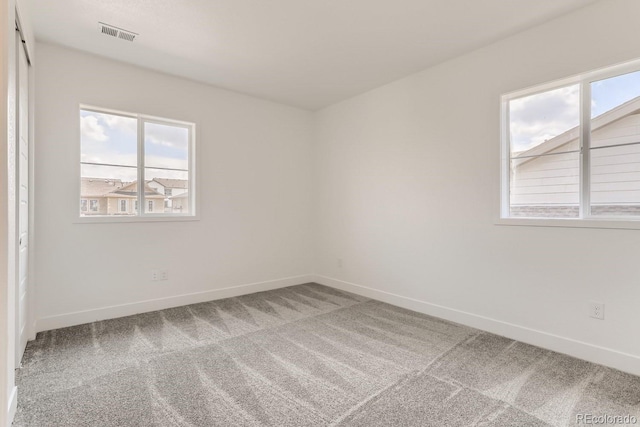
[145,155,188,171]
[104,114,137,135]
[145,122,188,150]
[146,169,188,180]
[81,111,187,176]
[510,85,579,152]
[80,115,108,142]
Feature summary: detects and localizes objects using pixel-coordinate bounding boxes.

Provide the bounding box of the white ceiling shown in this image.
[27,0,597,110]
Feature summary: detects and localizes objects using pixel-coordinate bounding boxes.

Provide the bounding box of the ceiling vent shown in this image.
[98,22,138,42]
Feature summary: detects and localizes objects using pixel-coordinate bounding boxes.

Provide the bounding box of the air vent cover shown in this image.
[98,22,138,42]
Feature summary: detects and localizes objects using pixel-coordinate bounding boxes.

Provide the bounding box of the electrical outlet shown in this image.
[160,269,168,281]
[150,270,159,281]
[589,302,605,320]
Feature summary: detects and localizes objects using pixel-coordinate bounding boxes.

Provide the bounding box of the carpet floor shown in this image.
[13,283,640,426]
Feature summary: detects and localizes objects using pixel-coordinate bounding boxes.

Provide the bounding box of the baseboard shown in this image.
[7,386,17,427]
[35,274,314,333]
[313,275,640,377]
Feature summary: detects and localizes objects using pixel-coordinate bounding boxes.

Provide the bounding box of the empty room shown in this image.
[1,0,640,426]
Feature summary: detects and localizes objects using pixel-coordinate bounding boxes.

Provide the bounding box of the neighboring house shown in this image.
[169,191,189,213]
[80,178,124,215]
[80,178,165,215]
[148,178,189,212]
[511,96,640,217]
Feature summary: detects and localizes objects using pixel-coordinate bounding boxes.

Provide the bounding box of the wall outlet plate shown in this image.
[589,301,605,320]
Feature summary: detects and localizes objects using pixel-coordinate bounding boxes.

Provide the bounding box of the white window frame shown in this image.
[119,199,128,213]
[89,199,99,212]
[80,199,88,212]
[77,105,198,223]
[147,200,153,213]
[498,57,640,230]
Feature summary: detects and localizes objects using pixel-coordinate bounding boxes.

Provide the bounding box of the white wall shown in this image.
[34,43,314,329]
[313,0,640,375]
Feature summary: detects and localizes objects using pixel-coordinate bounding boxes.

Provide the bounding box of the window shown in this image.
[502,60,640,223]
[80,107,195,219]
[80,200,88,212]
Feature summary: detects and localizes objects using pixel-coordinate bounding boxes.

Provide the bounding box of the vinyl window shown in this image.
[79,106,195,220]
[501,59,640,226]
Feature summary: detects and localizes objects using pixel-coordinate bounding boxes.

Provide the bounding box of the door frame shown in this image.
[14,14,32,366]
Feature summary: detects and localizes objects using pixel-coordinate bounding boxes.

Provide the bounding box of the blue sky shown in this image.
[510,70,640,153]
[591,70,640,117]
[80,110,189,181]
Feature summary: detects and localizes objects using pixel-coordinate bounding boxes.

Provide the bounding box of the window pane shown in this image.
[509,85,580,156]
[591,72,640,148]
[591,145,640,216]
[510,152,579,218]
[589,71,640,216]
[80,164,137,216]
[80,110,137,167]
[144,122,189,170]
[145,168,189,214]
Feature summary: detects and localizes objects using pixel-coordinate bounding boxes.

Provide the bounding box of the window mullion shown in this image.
[188,126,195,215]
[137,118,145,217]
[580,81,591,219]
[501,99,510,218]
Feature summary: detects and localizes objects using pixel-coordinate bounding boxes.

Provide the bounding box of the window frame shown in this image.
[77,105,198,223]
[498,58,640,230]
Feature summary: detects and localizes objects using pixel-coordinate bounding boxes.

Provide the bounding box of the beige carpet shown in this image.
[14,283,640,426]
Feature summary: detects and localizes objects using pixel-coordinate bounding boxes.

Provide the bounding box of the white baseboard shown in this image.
[35,274,314,333]
[7,386,17,427]
[313,275,640,377]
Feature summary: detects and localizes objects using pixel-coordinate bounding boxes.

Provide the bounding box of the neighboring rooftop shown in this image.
[80,178,124,197]
[110,181,165,198]
[170,191,189,200]
[150,178,188,189]
[80,178,165,198]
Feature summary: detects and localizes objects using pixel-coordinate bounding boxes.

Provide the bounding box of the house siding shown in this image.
[510,113,640,216]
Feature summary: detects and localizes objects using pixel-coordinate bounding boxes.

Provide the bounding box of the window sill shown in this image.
[74,215,200,224]
[495,217,640,230]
